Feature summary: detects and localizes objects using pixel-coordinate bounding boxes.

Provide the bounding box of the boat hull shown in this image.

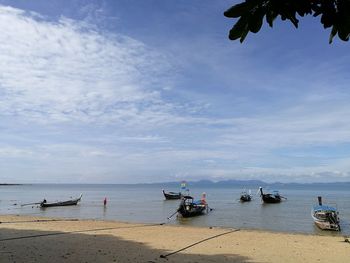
[240,194,251,202]
[262,194,281,203]
[313,219,340,231]
[41,200,80,207]
[163,190,181,200]
[259,187,281,203]
[311,206,340,231]
[178,205,207,217]
[40,195,82,208]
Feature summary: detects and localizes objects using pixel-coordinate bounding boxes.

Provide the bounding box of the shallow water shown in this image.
[0,184,349,236]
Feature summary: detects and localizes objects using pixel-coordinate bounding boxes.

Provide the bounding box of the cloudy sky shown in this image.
[0,0,350,183]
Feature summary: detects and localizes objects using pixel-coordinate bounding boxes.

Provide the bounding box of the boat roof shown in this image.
[313,205,337,212]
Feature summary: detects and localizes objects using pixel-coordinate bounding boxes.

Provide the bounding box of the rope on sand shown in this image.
[160,228,241,259]
[0,219,79,224]
[0,222,166,242]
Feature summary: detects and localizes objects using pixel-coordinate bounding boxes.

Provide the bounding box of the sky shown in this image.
[0,0,350,184]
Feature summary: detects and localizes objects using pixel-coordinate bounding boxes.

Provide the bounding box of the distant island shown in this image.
[139,179,350,190]
[0,183,22,185]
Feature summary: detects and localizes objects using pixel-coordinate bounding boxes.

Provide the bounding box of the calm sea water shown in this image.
[0,184,349,236]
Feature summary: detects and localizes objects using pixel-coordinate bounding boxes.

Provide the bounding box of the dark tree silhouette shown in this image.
[224,0,350,43]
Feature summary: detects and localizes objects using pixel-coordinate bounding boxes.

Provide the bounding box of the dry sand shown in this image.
[0,215,349,263]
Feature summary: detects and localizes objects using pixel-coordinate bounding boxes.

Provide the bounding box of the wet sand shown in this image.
[0,215,348,262]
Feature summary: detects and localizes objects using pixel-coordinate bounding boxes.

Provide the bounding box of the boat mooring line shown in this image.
[0,222,166,242]
[160,228,241,259]
[0,219,80,224]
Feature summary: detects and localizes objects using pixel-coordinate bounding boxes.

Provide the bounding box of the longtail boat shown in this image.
[240,189,252,202]
[259,187,285,203]
[177,195,208,218]
[40,194,82,208]
[162,190,182,200]
[163,181,188,200]
[312,196,340,231]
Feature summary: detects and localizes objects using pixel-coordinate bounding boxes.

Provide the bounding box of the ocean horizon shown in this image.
[2,179,350,188]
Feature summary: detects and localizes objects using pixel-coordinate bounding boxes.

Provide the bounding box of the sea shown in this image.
[1,183,349,236]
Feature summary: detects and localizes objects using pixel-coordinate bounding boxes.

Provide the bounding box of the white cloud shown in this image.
[0,5,176,126]
[0,146,33,157]
[216,102,350,150]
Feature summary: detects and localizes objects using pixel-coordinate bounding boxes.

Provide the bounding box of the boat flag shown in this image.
[201,192,207,204]
[181,181,186,190]
[181,181,190,194]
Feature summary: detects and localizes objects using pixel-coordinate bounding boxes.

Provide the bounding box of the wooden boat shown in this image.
[177,195,208,217]
[259,187,284,203]
[162,189,182,200]
[240,189,252,202]
[40,194,82,208]
[312,196,340,231]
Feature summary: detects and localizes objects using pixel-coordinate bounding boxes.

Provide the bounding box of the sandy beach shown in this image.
[0,215,349,263]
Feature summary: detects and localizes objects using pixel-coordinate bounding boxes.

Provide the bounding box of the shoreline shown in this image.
[1,212,347,237]
[1,214,349,263]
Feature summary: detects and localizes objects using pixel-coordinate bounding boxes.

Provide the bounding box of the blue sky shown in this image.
[1,0,350,183]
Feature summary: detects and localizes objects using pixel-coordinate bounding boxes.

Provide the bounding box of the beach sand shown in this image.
[0,215,348,263]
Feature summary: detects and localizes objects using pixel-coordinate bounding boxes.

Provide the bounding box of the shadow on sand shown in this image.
[0,227,257,263]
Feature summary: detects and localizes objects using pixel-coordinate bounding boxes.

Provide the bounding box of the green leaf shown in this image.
[266,9,278,27]
[329,26,337,44]
[289,15,299,28]
[228,16,249,40]
[296,1,312,17]
[240,26,250,43]
[248,8,265,33]
[224,2,250,18]
[337,27,350,41]
[336,1,350,41]
[321,13,334,29]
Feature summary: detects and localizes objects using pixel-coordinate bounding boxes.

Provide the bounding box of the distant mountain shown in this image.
[268,181,350,189]
[141,179,266,187]
[186,179,267,187]
[148,179,350,190]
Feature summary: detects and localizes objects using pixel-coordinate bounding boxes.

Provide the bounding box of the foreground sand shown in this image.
[0,215,348,263]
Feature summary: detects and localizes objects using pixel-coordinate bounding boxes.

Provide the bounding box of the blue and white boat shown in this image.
[311,197,340,231]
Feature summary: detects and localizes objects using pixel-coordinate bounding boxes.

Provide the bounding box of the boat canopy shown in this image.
[313,205,337,212]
